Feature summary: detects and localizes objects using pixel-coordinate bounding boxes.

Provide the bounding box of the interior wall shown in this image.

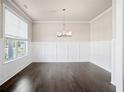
[32,8,112,73]
[0,0,32,86]
[32,23,90,62]
[33,23,90,42]
[90,8,112,72]
[111,0,124,91]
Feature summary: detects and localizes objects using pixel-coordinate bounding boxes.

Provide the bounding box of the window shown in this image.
[4,8,28,62]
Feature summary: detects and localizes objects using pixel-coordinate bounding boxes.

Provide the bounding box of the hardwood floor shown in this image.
[0,62,115,92]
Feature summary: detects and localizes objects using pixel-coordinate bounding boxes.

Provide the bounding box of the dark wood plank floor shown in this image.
[0,62,115,92]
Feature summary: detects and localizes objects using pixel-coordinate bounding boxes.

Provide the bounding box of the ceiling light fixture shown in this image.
[57,9,72,37]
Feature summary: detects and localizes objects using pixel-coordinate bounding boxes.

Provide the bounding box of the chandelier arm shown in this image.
[56,9,72,37]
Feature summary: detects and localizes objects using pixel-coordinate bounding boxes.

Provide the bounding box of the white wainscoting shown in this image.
[90,41,112,72]
[32,41,111,72]
[32,42,90,62]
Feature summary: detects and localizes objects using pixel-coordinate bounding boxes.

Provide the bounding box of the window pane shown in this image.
[13,39,18,59]
[18,20,28,39]
[5,39,9,60]
[4,8,28,62]
[17,40,26,57]
[5,9,28,39]
[5,38,14,61]
[5,9,18,37]
[5,38,27,62]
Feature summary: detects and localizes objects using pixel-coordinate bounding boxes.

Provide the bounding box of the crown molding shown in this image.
[33,21,90,24]
[33,7,112,24]
[4,0,112,24]
[90,7,112,23]
[5,0,33,22]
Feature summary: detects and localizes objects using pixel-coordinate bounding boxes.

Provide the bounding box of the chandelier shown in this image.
[57,9,72,37]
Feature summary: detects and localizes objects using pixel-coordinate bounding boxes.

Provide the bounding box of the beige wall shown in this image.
[32,23,90,42]
[91,10,112,41]
[32,10,112,42]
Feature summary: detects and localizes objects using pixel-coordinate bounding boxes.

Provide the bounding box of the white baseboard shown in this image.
[33,59,89,62]
[90,57,111,72]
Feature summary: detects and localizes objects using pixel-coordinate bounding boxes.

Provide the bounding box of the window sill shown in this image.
[4,55,28,64]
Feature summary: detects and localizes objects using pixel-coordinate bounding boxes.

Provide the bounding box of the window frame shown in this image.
[3,4,29,63]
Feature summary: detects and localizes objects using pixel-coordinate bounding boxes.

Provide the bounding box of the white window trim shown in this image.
[2,4,29,63]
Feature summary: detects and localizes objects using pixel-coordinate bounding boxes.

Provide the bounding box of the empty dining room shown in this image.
[0,0,124,92]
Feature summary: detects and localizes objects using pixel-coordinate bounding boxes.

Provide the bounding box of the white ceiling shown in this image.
[13,0,112,21]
